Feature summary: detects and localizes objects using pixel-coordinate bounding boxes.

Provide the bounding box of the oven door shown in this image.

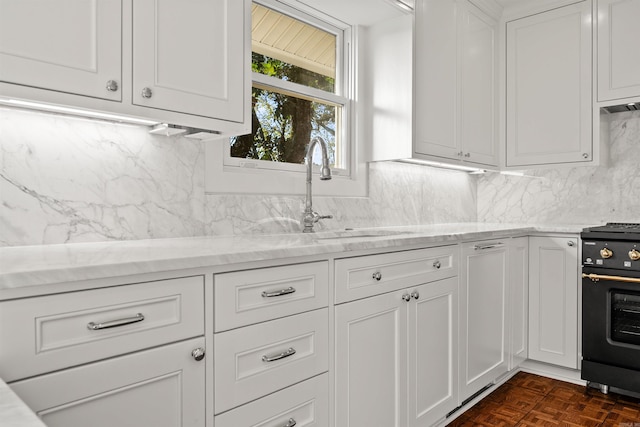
[582,267,640,370]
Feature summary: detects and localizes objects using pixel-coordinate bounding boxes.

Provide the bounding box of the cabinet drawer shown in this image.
[214,262,329,332]
[0,276,204,382]
[215,374,329,427]
[214,308,329,414]
[335,246,457,303]
[9,337,205,427]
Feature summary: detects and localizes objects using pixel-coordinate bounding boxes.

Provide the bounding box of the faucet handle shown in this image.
[302,211,333,233]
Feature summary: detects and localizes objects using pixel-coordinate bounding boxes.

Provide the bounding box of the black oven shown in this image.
[581,223,640,394]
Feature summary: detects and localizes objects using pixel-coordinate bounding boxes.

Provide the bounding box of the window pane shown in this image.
[251,3,336,91]
[252,52,335,93]
[231,86,341,168]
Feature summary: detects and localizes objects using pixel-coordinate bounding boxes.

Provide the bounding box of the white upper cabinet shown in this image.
[506,1,593,167]
[414,0,457,161]
[132,0,245,122]
[459,1,498,166]
[597,0,640,102]
[414,0,498,168]
[0,0,122,101]
[0,0,250,134]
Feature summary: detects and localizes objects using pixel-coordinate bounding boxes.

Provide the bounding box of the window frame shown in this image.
[225,0,351,176]
[205,0,367,197]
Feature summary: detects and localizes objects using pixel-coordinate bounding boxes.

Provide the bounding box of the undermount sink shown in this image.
[313,229,413,240]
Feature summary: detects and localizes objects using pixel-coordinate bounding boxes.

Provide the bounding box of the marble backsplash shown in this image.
[204,161,477,235]
[477,110,640,225]
[3,107,637,247]
[0,108,207,246]
[0,107,476,246]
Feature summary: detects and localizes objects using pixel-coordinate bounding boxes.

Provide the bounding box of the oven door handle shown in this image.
[582,273,640,284]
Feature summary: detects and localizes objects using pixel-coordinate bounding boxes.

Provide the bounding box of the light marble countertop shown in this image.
[0,222,587,296]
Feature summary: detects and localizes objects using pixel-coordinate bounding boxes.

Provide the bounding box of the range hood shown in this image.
[602,102,639,114]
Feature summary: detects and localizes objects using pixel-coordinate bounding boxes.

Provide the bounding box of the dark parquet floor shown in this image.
[448,372,640,426]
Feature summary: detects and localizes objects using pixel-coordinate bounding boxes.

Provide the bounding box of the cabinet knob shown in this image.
[372,271,382,281]
[567,241,575,247]
[282,419,297,427]
[402,293,411,302]
[582,153,589,159]
[141,87,153,99]
[433,260,441,269]
[411,291,420,300]
[464,152,470,158]
[106,80,118,92]
[191,347,205,361]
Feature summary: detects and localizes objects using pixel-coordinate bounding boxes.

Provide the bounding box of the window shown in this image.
[206,0,366,197]
[225,1,350,174]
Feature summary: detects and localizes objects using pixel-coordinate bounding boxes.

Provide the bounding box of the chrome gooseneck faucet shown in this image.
[302,137,333,233]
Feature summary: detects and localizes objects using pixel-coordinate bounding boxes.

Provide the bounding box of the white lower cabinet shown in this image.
[212,261,330,425]
[10,337,205,427]
[335,276,458,427]
[215,374,329,427]
[459,240,508,403]
[214,308,329,414]
[509,237,529,370]
[528,236,579,369]
[0,275,206,427]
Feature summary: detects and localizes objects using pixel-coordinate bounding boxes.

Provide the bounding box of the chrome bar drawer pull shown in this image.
[87,313,145,330]
[282,418,297,427]
[262,287,296,298]
[262,347,296,362]
[474,242,504,250]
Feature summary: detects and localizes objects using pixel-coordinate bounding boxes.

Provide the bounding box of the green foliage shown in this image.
[231,54,337,165]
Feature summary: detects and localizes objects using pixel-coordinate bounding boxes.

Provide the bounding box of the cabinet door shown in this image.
[10,338,205,427]
[528,236,579,369]
[335,291,408,427]
[214,309,328,414]
[132,0,246,122]
[0,0,122,101]
[459,1,498,167]
[509,237,529,370]
[459,241,508,403]
[597,0,640,101]
[215,374,329,427]
[506,1,592,166]
[408,278,458,427]
[414,0,459,159]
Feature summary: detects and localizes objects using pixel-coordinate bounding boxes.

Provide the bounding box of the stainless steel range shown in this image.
[581,223,640,394]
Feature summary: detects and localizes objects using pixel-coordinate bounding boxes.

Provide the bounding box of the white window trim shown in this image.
[205,0,368,197]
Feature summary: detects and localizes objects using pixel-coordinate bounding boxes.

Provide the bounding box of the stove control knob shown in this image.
[600,248,613,259]
[629,249,640,261]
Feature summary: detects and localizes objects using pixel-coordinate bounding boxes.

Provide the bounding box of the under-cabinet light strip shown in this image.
[0,99,159,126]
[399,158,485,173]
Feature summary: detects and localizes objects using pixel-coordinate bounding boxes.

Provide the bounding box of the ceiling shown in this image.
[252,3,337,77]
